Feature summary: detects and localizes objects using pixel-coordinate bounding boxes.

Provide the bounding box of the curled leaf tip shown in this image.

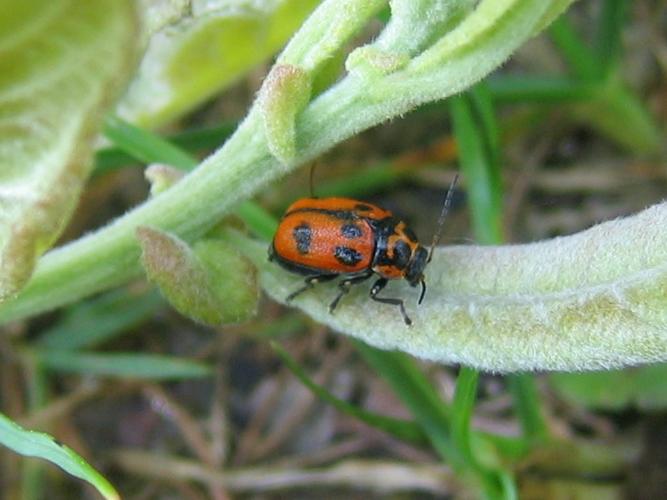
[260,64,312,166]
[346,46,410,78]
[145,164,185,196]
[137,227,258,326]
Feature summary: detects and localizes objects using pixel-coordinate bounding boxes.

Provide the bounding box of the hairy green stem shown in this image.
[0,0,566,323]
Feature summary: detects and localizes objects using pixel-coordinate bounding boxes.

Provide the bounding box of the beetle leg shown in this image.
[369,278,411,326]
[286,274,337,303]
[329,273,372,313]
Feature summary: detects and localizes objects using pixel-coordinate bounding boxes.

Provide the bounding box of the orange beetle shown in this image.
[269,175,459,325]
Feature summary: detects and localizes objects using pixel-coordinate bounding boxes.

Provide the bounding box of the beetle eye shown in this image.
[406,246,428,285]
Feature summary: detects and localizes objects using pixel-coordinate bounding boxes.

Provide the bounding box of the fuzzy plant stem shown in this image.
[0,0,572,324]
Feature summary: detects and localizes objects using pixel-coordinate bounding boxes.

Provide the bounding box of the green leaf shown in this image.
[488,76,593,103]
[570,80,663,156]
[0,412,119,499]
[101,115,278,238]
[229,199,667,373]
[234,202,279,241]
[594,0,628,74]
[551,364,667,411]
[93,122,237,176]
[449,84,529,495]
[36,289,162,351]
[137,227,259,326]
[451,367,480,464]
[0,0,140,301]
[103,115,196,170]
[277,0,386,71]
[118,0,321,128]
[354,343,508,500]
[549,12,662,155]
[531,0,581,34]
[450,88,503,244]
[354,343,458,462]
[35,351,211,380]
[0,0,583,327]
[508,374,547,444]
[271,341,426,444]
[549,14,602,81]
[370,0,574,101]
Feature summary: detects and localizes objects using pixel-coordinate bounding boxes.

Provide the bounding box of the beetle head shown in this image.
[405,245,428,303]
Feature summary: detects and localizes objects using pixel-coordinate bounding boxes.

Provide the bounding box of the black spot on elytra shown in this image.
[354,203,374,212]
[393,240,411,269]
[334,246,362,266]
[293,223,312,254]
[341,223,363,239]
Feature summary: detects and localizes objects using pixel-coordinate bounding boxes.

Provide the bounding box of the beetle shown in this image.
[268,174,459,325]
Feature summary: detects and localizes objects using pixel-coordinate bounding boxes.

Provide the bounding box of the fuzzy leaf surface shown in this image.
[118,0,320,128]
[0,0,583,329]
[0,0,140,301]
[234,203,667,372]
[137,227,258,325]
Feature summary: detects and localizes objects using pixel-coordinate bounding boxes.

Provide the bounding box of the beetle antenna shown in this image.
[427,173,459,263]
[309,163,317,198]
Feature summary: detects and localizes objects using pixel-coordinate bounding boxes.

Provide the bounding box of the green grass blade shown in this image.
[450,91,502,244]
[469,85,500,166]
[498,471,519,500]
[549,14,601,80]
[547,7,661,155]
[34,351,212,380]
[451,85,547,493]
[595,0,628,74]
[103,115,197,170]
[487,76,592,103]
[356,342,507,497]
[451,366,480,462]
[314,162,404,200]
[164,122,238,153]
[452,86,548,447]
[353,342,461,465]
[36,289,162,350]
[235,202,279,241]
[550,363,667,411]
[508,374,548,443]
[0,412,119,500]
[480,432,529,460]
[104,116,278,240]
[271,341,427,444]
[21,356,50,500]
[574,82,663,156]
[94,122,236,176]
[93,147,139,176]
